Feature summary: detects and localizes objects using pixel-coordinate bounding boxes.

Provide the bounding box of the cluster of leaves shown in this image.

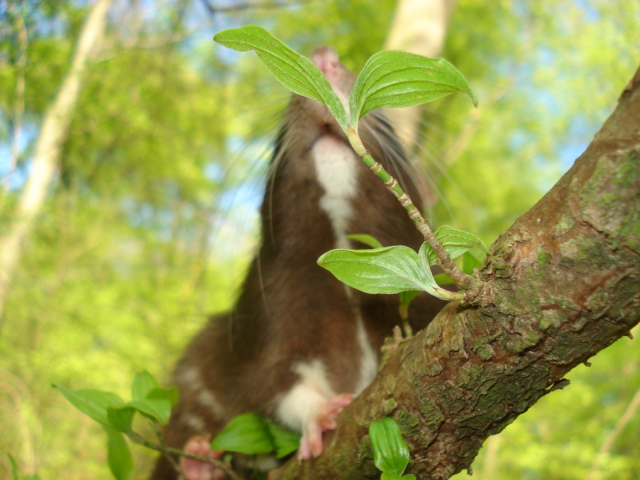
[320,226,486,302]
[214,26,476,137]
[56,371,302,480]
[55,372,178,480]
[53,26,484,480]
[3,2,638,479]
[56,368,419,480]
[210,412,299,459]
[214,26,482,303]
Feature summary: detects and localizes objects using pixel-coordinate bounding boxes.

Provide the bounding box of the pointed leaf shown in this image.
[369,418,411,476]
[104,426,133,480]
[419,240,438,268]
[210,412,275,455]
[319,246,454,300]
[419,226,487,269]
[435,225,488,260]
[266,420,301,458]
[55,385,125,427]
[214,26,347,129]
[318,246,436,294]
[351,51,477,125]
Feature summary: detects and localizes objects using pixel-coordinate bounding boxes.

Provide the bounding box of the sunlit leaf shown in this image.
[350,51,477,125]
[435,225,488,260]
[419,226,487,270]
[213,26,347,129]
[318,246,436,295]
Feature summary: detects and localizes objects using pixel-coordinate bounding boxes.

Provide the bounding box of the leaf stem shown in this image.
[346,127,475,292]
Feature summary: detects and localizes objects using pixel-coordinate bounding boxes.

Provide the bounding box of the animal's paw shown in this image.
[181,435,226,480]
[297,393,355,461]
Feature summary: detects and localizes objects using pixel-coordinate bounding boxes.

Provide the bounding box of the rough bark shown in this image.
[383,0,457,148]
[0,0,112,325]
[269,66,640,480]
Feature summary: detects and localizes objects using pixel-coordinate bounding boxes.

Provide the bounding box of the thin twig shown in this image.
[128,430,245,480]
[346,128,476,294]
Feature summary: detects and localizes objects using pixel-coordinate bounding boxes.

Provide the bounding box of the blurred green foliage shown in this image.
[0,0,638,479]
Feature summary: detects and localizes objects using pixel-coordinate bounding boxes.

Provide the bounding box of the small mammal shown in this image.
[150,47,447,480]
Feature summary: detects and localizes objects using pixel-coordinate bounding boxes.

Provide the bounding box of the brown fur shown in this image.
[149,48,446,479]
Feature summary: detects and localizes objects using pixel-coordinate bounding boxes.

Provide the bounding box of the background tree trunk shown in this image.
[384,0,457,147]
[0,0,112,325]
[269,66,640,480]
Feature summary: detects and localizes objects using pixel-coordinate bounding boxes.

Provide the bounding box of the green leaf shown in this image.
[107,406,136,433]
[54,385,125,427]
[369,418,411,476]
[147,386,180,407]
[105,426,133,480]
[318,246,437,295]
[210,412,275,455]
[127,398,172,425]
[214,26,347,129]
[418,242,439,270]
[266,420,301,458]
[435,225,488,260]
[131,371,158,401]
[350,51,477,125]
[347,233,384,249]
[419,226,487,269]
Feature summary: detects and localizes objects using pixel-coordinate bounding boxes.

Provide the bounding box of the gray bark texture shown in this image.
[269,65,640,480]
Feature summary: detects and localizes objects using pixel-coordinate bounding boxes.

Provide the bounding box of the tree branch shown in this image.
[269,65,640,480]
